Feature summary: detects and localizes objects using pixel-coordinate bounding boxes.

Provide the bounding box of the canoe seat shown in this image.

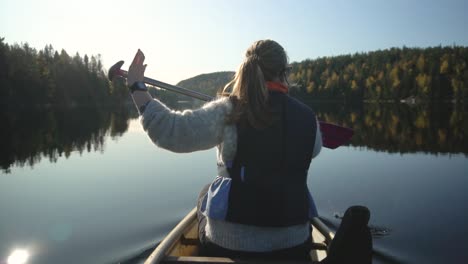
[180,235,199,246]
[311,242,328,251]
[178,236,327,250]
[162,256,318,264]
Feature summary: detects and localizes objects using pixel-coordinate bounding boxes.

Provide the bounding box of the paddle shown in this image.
[319,122,354,149]
[108,60,354,149]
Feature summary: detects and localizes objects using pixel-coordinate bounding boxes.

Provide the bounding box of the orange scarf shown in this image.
[266,81,289,94]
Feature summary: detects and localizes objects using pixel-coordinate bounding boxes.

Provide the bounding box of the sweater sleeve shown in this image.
[312,119,322,158]
[140,97,232,153]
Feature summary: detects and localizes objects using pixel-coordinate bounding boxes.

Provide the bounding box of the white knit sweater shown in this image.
[141,96,322,252]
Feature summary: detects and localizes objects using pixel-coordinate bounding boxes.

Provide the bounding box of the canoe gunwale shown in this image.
[145,207,198,264]
[311,218,334,242]
[145,207,334,264]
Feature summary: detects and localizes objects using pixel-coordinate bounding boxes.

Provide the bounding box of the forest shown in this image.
[0,37,128,108]
[288,46,468,102]
[1,37,467,107]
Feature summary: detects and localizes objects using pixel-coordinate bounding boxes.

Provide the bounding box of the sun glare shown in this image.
[7,249,29,264]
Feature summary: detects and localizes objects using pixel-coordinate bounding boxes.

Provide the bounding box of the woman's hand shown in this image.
[127,49,147,87]
[127,49,153,114]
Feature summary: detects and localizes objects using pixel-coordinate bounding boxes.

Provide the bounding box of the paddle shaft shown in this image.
[111,65,353,149]
[116,69,213,101]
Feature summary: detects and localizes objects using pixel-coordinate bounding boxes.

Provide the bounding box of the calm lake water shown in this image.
[0,102,467,264]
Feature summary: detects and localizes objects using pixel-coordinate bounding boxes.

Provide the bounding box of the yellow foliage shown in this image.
[331,72,339,82]
[325,78,332,89]
[454,61,466,74]
[440,60,449,74]
[306,81,315,93]
[417,55,425,72]
[346,63,356,73]
[350,112,358,123]
[376,85,382,95]
[438,129,447,144]
[416,73,426,88]
[354,69,361,80]
[343,73,349,82]
[307,69,313,81]
[375,109,381,117]
[378,71,384,80]
[416,73,431,93]
[365,76,375,88]
[390,66,400,88]
[321,69,329,82]
[365,115,373,126]
[450,111,461,126]
[351,80,358,91]
[391,114,399,125]
[414,114,428,129]
[451,78,461,94]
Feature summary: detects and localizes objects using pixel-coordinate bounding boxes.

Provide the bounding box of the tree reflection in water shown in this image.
[0,105,135,172]
[309,101,468,156]
[0,102,466,172]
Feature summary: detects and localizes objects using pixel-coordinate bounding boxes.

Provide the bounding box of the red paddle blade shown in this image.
[319,121,354,149]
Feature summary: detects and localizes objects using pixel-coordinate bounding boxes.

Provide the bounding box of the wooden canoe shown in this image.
[144,207,335,264]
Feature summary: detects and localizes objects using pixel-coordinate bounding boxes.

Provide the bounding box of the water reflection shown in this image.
[0,106,135,172]
[310,101,468,156]
[1,102,466,172]
[7,249,29,264]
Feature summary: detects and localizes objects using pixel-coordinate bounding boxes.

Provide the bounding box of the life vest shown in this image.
[223,92,318,227]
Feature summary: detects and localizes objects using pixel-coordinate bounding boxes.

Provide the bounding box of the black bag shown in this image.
[324,205,373,264]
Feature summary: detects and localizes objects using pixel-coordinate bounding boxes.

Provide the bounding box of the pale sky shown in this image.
[1,0,467,84]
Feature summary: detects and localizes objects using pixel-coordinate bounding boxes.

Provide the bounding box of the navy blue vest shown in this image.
[226,92,317,227]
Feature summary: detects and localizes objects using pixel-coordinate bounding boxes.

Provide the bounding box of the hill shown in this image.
[176,71,235,97]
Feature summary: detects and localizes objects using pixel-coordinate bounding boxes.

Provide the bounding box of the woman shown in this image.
[127,40,329,261]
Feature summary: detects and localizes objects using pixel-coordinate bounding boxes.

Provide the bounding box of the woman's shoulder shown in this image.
[201,96,234,114]
[286,95,315,114]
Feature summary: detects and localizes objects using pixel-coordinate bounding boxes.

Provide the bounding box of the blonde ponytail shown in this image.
[223,40,288,128]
